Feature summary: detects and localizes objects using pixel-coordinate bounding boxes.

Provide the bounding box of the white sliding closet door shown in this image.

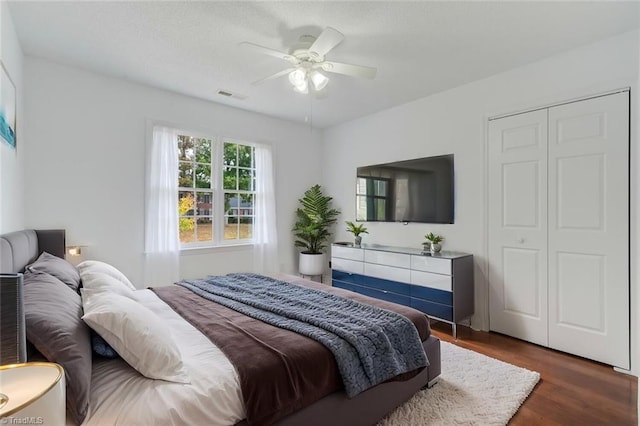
[488,110,549,346]
[547,92,629,369]
[488,91,630,369]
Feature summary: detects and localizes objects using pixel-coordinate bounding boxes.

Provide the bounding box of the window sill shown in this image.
[179,243,254,256]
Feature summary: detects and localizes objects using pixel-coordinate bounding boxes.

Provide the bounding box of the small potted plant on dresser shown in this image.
[424,232,444,253]
[293,184,341,277]
[345,221,368,247]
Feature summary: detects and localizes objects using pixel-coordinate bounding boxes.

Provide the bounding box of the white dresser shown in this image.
[331,243,474,338]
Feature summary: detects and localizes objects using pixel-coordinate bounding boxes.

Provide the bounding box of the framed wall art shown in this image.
[0,61,16,149]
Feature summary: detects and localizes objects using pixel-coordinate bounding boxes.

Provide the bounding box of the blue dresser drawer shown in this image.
[332,270,360,285]
[333,280,411,308]
[332,271,411,296]
[356,284,411,307]
[410,285,453,305]
[332,280,357,292]
[359,275,411,296]
[410,298,453,321]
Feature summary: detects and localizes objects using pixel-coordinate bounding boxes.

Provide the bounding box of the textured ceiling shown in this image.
[8,1,640,128]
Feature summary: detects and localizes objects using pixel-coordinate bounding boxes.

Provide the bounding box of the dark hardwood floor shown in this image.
[430,321,638,425]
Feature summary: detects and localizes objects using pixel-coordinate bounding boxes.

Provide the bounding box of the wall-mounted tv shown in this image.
[356,154,454,224]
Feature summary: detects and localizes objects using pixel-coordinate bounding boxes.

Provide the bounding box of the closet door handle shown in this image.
[518,238,525,244]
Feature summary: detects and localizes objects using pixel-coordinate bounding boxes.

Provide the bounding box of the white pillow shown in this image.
[80,272,137,299]
[77,260,136,290]
[81,289,189,383]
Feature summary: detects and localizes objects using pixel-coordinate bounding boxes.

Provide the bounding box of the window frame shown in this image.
[177,133,215,248]
[220,138,257,246]
[175,129,258,250]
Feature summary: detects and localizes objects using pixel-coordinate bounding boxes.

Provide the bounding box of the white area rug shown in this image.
[379,341,540,426]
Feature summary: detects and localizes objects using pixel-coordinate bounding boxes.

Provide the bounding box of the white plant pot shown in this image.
[299,252,325,276]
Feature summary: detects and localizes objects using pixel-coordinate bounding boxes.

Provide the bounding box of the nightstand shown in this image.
[0,363,65,425]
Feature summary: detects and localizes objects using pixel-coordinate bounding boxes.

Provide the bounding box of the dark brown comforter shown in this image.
[151,273,430,426]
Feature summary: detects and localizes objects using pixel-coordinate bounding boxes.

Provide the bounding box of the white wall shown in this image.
[0,1,24,233]
[23,57,322,285]
[322,30,639,372]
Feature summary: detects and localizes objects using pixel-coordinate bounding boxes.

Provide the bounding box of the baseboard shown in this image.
[614,366,637,377]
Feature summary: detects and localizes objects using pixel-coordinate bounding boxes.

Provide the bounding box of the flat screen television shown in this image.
[356,154,454,224]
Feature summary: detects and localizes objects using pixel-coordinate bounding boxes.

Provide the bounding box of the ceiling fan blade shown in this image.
[309,27,344,58]
[322,61,377,79]
[240,42,297,64]
[251,68,295,86]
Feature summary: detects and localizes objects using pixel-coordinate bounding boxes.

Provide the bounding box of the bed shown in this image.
[0,229,441,426]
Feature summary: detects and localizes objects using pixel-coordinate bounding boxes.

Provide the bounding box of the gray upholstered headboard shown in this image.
[0,229,66,273]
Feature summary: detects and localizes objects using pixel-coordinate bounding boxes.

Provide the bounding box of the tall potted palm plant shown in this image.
[293,184,341,276]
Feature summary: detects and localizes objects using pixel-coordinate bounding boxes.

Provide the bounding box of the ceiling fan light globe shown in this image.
[293,79,308,94]
[310,71,329,91]
[288,68,307,86]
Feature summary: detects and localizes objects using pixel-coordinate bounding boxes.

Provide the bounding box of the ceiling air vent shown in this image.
[217,89,247,100]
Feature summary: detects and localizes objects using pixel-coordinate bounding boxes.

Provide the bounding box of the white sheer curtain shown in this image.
[144,126,180,286]
[253,143,279,273]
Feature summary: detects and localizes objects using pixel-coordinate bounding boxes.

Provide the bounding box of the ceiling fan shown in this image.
[241,27,377,94]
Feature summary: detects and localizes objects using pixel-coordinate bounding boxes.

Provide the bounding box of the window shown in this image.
[222,142,256,241]
[177,132,256,247]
